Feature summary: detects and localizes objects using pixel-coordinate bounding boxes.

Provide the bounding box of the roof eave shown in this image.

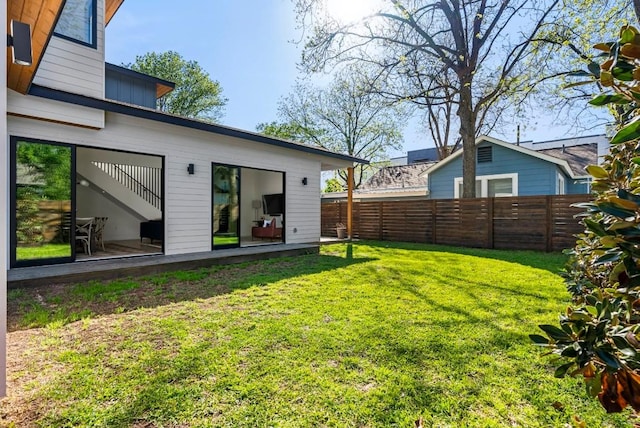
[27,84,367,165]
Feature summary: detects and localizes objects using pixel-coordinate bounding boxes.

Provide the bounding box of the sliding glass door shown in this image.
[11,137,75,267]
[212,164,240,249]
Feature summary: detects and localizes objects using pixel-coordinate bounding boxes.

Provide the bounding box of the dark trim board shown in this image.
[8,244,319,288]
[28,85,367,165]
[105,63,175,98]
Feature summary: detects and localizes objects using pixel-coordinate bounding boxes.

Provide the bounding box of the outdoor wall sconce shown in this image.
[187,163,195,175]
[8,20,32,66]
[302,177,308,185]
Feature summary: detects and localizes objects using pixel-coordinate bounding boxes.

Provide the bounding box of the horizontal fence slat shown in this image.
[321,194,587,251]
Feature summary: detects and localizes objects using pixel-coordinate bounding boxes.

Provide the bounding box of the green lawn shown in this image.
[16,243,70,260]
[2,241,632,427]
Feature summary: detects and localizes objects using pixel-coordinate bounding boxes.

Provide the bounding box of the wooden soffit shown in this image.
[105,0,124,26]
[7,0,66,94]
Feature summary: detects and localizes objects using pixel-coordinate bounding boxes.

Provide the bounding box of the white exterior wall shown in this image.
[7,89,105,128]
[8,110,336,255]
[23,0,106,128]
[33,1,105,100]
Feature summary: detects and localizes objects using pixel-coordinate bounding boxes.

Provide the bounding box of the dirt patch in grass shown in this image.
[7,260,301,332]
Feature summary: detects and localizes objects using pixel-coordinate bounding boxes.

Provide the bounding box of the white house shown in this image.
[1,0,363,394]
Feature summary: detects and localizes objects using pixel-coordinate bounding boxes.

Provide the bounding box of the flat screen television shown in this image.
[262,193,284,216]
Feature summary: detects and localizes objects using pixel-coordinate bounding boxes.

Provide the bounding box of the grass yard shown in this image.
[16,243,70,260]
[1,241,633,427]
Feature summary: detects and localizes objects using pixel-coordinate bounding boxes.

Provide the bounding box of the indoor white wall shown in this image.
[76,185,142,241]
[240,168,283,238]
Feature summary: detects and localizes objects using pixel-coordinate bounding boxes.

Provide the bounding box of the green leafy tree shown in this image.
[259,68,406,189]
[323,177,343,193]
[127,51,227,122]
[532,25,640,415]
[294,0,566,197]
[256,121,306,141]
[16,143,70,200]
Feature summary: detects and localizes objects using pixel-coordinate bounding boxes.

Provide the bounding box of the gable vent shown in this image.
[477,146,493,163]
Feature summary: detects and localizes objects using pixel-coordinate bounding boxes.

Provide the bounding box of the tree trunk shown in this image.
[635,0,640,23]
[458,82,476,198]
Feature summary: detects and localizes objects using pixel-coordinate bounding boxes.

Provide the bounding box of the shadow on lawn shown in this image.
[358,240,567,274]
[7,251,373,332]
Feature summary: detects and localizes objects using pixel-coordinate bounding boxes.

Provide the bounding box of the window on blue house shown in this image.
[454,173,518,198]
[54,0,97,47]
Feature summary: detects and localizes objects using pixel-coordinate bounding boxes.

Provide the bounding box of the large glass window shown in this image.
[454,173,518,198]
[12,139,74,266]
[212,164,240,249]
[54,0,96,47]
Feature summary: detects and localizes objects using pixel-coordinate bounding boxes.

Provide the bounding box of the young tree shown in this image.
[258,69,406,189]
[295,0,565,197]
[127,51,227,122]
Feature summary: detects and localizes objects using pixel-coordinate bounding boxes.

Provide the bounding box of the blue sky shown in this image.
[105,1,605,158]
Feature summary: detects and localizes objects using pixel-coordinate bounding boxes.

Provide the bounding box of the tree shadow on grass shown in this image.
[357,240,568,274]
[7,249,373,332]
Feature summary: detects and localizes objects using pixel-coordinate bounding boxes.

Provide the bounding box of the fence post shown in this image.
[487,197,494,249]
[431,200,437,244]
[545,195,553,252]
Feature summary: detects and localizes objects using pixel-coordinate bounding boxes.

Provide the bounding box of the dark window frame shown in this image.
[10,136,77,268]
[53,0,98,49]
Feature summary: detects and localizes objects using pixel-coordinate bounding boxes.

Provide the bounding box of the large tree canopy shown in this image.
[295,0,571,197]
[258,69,406,189]
[127,51,227,122]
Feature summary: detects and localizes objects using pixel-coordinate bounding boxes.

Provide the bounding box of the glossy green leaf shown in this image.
[595,251,622,264]
[594,349,621,369]
[597,202,636,219]
[611,119,640,145]
[539,324,572,341]
[554,362,574,378]
[589,94,631,106]
[586,165,609,178]
[585,372,602,397]
[529,334,550,345]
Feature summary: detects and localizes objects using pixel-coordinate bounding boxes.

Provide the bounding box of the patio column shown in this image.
[347,166,353,240]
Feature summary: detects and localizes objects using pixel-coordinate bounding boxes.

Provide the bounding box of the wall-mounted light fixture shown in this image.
[187,163,195,175]
[301,177,308,186]
[77,179,89,187]
[8,20,32,66]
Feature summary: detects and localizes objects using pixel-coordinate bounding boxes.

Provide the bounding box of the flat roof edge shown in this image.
[27,85,367,164]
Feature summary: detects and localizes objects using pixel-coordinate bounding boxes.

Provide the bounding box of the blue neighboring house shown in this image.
[424,135,603,199]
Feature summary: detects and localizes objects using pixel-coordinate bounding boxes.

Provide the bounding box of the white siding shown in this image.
[32,0,105,99]
[7,89,105,128]
[8,111,347,255]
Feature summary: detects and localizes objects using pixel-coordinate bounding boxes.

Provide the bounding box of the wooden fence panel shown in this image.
[357,202,382,240]
[381,200,431,243]
[550,195,589,252]
[320,194,588,252]
[433,198,490,248]
[493,196,548,251]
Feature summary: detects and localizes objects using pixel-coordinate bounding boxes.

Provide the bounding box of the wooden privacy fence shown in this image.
[321,195,590,252]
